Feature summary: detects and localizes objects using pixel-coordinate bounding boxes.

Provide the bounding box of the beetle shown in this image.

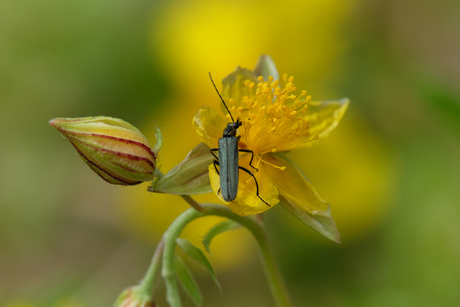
[208,73,270,206]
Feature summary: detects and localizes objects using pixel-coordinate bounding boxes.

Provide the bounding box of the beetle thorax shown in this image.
[222,119,242,137]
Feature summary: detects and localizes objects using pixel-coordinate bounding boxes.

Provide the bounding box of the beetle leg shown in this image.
[213,160,220,175]
[210,148,219,161]
[238,166,270,207]
[238,149,258,171]
[212,160,222,195]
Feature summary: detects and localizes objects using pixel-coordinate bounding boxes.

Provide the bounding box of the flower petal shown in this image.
[193,106,225,148]
[264,154,340,243]
[254,54,279,82]
[304,98,350,145]
[209,155,279,216]
[221,67,258,107]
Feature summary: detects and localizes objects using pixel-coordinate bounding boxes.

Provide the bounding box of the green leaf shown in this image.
[176,238,220,290]
[203,220,241,252]
[174,255,202,306]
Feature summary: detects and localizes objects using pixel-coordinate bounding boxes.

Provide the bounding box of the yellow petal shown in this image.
[209,155,279,216]
[254,54,279,82]
[303,98,350,145]
[221,67,258,108]
[193,106,226,148]
[264,154,340,242]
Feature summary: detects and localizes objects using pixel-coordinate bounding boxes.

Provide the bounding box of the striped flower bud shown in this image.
[114,286,154,307]
[50,116,160,186]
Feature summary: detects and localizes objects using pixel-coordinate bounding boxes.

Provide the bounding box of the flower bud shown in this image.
[114,286,154,307]
[50,116,160,186]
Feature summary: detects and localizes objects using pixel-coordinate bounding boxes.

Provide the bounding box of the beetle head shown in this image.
[223,119,242,137]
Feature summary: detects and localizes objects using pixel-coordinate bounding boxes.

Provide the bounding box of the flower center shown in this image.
[227,74,317,158]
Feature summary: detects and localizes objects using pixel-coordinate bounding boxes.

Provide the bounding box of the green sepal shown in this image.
[176,238,220,290]
[174,255,202,306]
[152,124,163,155]
[149,143,213,195]
[203,220,241,252]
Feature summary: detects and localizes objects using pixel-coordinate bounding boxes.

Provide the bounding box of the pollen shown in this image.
[236,75,316,156]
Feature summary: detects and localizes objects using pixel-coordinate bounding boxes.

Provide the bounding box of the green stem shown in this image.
[137,238,165,295]
[162,200,292,307]
[181,194,204,212]
[253,217,293,307]
[202,204,292,307]
[162,208,202,307]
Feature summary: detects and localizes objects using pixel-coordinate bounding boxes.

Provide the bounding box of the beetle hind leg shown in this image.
[238,149,259,172]
[238,166,271,207]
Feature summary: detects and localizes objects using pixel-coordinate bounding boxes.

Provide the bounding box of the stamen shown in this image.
[234,75,314,155]
[261,158,286,171]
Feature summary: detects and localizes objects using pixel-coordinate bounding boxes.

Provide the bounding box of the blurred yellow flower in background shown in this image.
[150,0,356,91]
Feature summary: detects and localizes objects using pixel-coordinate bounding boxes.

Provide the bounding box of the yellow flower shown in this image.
[193,56,349,242]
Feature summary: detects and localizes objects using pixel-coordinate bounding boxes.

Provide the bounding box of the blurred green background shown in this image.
[1,0,460,306]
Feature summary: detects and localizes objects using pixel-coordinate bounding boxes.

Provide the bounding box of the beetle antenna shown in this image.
[209,72,235,122]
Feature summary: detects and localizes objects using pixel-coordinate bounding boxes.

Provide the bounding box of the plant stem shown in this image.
[161,200,292,307]
[180,194,204,212]
[162,208,202,307]
[137,238,165,295]
[201,204,293,307]
[253,217,293,307]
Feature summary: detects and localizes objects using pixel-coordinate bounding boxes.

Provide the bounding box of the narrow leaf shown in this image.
[203,220,241,252]
[174,255,202,306]
[176,238,220,290]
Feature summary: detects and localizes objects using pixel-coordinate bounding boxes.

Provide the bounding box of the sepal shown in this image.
[149,143,213,195]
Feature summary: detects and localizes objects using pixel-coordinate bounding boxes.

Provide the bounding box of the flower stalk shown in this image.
[137,238,165,295]
[162,198,293,307]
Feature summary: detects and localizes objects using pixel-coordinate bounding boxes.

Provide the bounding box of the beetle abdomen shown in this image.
[218,136,239,201]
